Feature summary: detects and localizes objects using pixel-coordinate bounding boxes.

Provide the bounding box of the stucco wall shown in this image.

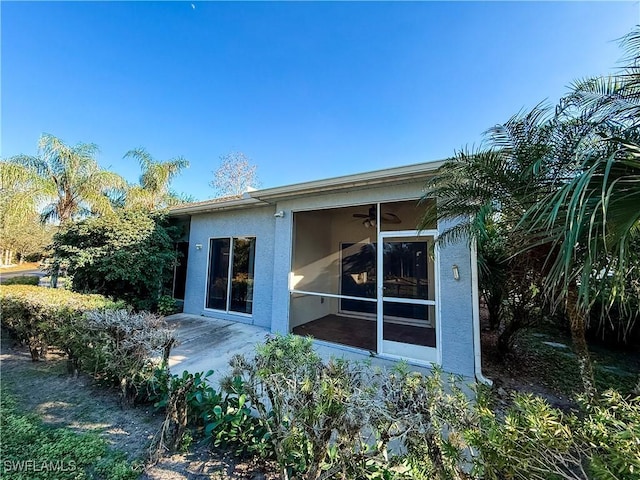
[183,205,276,328]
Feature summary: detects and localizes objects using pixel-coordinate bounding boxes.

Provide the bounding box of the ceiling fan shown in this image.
[353,206,402,228]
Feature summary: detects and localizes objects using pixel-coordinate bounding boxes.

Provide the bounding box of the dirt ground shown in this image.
[0,333,278,480]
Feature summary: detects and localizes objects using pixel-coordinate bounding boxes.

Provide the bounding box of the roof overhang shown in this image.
[168,159,444,216]
[168,196,269,216]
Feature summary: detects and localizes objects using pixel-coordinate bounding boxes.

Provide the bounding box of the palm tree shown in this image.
[123,148,189,210]
[419,106,572,353]
[523,28,640,395]
[5,133,126,223]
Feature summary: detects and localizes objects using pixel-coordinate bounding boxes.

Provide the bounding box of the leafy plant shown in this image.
[227,335,386,479]
[52,210,180,311]
[205,375,269,458]
[83,309,176,404]
[157,295,178,316]
[577,390,640,479]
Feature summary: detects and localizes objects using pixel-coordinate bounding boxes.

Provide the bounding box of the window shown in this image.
[206,237,256,314]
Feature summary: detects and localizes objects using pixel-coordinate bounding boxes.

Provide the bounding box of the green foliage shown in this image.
[150,369,221,424]
[471,392,583,480]
[228,335,387,479]
[123,147,190,210]
[0,387,139,480]
[577,390,640,479]
[1,275,40,286]
[5,133,126,223]
[220,336,640,480]
[0,286,175,404]
[157,295,178,316]
[205,375,269,458]
[0,285,121,361]
[52,210,179,311]
[0,217,54,265]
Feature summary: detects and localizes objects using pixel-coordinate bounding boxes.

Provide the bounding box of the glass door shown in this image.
[377,233,438,363]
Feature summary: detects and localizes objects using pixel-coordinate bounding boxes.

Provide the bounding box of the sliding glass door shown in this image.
[206,237,256,315]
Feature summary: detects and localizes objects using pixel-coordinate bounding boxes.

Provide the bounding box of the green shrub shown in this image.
[577,390,640,479]
[1,275,40,286]
[227,335,382,479]
[52,210,180,311]
[221,336,640,480]
[157,295,178,316]
[205,375,269,458]
[0,285,122,362]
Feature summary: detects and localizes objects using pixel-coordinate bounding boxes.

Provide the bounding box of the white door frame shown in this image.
[376,228,440,365]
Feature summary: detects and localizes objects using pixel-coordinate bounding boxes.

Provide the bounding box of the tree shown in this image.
[52,210,180,311]
[210,151,260,197]
[5,133,126,223]
[422,28,640,398]
[419,106,571,354]
[0,215,53,264]
[0,161,46,265]
[522,29,640,395]
[123,148,190,210]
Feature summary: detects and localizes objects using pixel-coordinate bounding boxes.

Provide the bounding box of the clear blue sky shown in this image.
[2,1,638,201]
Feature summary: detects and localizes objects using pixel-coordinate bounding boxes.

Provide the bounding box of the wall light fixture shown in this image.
[452,264,460,281]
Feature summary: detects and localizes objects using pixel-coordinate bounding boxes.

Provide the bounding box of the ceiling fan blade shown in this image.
[380,212,402,224]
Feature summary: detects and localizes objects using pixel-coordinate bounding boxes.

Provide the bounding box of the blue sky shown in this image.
[2,1,638,201]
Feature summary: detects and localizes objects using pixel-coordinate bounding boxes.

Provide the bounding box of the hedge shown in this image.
[0,285,123,362]
[1,275,40,286]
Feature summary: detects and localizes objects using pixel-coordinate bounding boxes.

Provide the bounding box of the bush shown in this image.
[52,210,180,311]
[220,336,640,480]
[577,390,640,479]
[205,375,269,458]
[1,275,40,286]
[157,295,178,316]
[83,309,176,403]
[0,285,122,362]
[227,335,383,479]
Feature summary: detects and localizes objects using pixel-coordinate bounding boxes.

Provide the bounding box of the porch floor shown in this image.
[292,314,436,351]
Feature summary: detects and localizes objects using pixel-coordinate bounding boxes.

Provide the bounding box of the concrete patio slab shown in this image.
[164,314,270,387]
[164,313,443,388]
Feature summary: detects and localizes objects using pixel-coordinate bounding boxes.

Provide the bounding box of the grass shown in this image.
[511,326,639,398]
[0,386,141,480]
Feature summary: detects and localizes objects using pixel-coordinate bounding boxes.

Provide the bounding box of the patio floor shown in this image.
[292,314,436,351]
[164,313,441,388]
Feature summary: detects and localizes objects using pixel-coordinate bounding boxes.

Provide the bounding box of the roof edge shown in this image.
[252,159,445,201]
[169,159,445,216]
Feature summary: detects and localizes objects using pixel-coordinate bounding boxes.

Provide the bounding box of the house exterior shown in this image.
[170,161,486,380]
